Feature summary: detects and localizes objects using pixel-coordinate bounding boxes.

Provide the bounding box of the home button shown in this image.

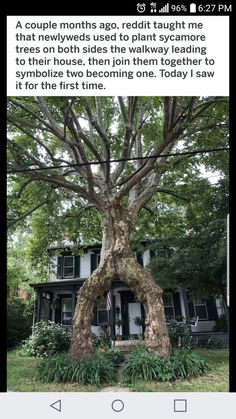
[111,399,124,412]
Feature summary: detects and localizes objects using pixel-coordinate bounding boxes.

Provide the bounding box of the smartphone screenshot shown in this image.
[3,2,233,418]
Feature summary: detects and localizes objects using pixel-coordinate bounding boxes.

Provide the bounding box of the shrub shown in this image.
[35,352,116,386]
[167,319,193,349]
[213,315,228,332]
[170,348,210,378]
[121,346,210,384]
[194,336,224,349]
[206,337,224,349]
[92,334,110,350]
[104,348,125,365]
[7,298,32,349]
[22,321,70,357]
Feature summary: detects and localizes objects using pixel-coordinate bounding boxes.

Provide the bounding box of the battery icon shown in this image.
[190,3,197,13]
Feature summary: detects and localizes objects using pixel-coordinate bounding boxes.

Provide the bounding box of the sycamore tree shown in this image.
[7,96,228,360]
[148,178,228,301]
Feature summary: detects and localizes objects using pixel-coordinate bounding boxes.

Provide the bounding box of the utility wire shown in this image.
[7,147,229,174]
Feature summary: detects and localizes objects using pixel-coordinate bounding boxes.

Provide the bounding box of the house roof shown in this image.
[30,278,86,290]
[47,241,102,251]
[30,278,126,291]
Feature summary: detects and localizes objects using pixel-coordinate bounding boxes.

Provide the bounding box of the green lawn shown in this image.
[7,351,98,392]
[124,349,229,392]
[7,349,229,392]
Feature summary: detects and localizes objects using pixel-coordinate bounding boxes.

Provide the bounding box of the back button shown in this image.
[50,400,62,412]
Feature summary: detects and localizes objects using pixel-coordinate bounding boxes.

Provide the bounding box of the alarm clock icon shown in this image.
[136,3,146,13]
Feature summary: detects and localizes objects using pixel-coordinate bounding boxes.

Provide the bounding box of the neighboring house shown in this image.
[31,243,227,342]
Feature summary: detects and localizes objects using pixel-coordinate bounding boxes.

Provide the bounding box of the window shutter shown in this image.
[57,256,62,278]
[206,297,218,320]
[54,298,62,323]
[188,302,195,318]
[74,255,80,278]
[172,292,182,317]
[91,305,98,326]
[186,291,195,318]
[91,253,97,274]
[150,250,156,258]
[136,252,143,267]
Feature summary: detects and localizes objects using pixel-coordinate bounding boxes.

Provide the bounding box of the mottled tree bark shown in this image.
[70,202,170,360]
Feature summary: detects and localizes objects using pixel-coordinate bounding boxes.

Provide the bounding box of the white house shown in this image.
[31,243,227,343]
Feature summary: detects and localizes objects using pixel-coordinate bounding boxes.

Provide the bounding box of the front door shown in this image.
[128,303,142,335]
[120,291,144,338]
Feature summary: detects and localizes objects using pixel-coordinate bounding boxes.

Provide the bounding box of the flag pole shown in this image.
[106,288,114,346]
[110,287,114,346]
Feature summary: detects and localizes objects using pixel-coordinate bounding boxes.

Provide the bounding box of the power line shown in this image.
[7,147,229,174]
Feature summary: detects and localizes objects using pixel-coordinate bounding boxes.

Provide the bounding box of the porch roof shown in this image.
[30,278,86,291]
[30,278,126,292]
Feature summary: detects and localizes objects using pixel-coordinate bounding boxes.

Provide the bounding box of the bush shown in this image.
[22,321,70,357]
[35,352,116,386]
[104,348,125,365]
[121,346,210,384]
[206,337,224,349]
[92,334,110,351]
[7,298,33,349]
[194,336,224,349]
[167,319,193,349]
[213,315,228,332]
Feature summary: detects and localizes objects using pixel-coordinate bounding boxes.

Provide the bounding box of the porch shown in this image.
[31,279,225,340]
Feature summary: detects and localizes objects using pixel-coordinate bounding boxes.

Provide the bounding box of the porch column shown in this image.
[109,287,114,340]
[181,287,190,322]
[71,285,77,320]
[36,289,42,322]
[48,292,53,321]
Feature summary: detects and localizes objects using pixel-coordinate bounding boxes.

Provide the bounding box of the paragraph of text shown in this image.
[7,16,229,96]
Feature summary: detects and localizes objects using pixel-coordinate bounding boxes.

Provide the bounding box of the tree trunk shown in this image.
[69,202,171,360]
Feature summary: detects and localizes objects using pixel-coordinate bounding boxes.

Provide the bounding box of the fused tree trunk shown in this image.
[70,202,171,360]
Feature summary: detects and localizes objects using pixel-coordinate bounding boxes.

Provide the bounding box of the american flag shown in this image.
[106,291,112,311]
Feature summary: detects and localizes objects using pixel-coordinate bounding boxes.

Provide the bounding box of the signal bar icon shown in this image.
[159,3,169,13]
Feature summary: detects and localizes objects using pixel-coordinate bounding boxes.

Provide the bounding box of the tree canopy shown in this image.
[7,96,229,267]
[148,177,228,301]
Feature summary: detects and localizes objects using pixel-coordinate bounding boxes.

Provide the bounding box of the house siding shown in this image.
[33,246,226,338]
[191,320,216,333]
[143,250,150,267]
[80,251,91,278]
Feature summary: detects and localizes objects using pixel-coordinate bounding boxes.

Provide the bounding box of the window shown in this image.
[61,298,72,325]
[193,297,208,320]
[97,296,108,325]
[63,256,74,278]
[164,292,175,321]
[91,252,101,273]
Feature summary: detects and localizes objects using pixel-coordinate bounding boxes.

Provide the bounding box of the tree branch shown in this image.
[82,98,111,185]
[128,103,145,204]
[7,163,101,206]
[118,97,128,123]
[9,99,58,133]
[163,97,171,138]
[70,107,104,164]
[111,99,147,184]
[156,188,190,202]
[65,204,95,220]
[60,103,97,196]
[116,135,172,200]
[7,199,49,228]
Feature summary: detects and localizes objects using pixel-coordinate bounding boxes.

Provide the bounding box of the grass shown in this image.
[7,348,229,392]
[123,349,229,392]
[7,351,98,392]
